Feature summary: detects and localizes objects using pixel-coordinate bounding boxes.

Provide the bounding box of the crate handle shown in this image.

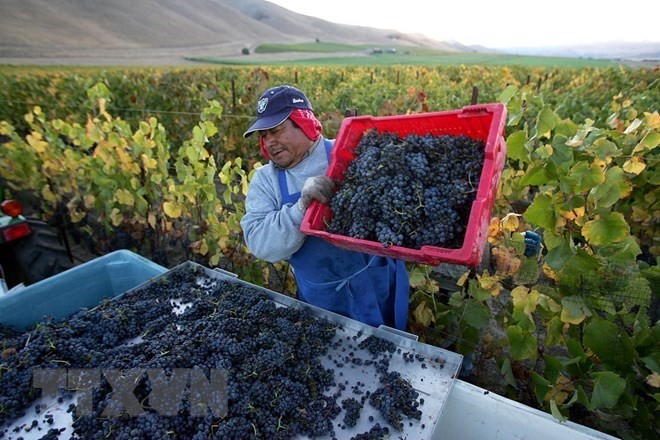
[462,104,490,114]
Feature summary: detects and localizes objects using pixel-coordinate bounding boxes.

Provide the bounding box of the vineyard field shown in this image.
[0,63,658,439]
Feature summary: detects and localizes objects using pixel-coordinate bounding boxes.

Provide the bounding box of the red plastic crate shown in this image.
[300,103,507,267]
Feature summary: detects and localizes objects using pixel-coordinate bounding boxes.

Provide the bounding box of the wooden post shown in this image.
[231,78,236,109]
[471,86,479,105]
[294,70,298,84]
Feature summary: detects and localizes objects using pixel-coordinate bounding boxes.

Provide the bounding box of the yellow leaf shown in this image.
[114,189,135,207]
[110,208,123,227]
[69,210,86,223]
[501,213,521,232]
[457,271,471,287]
[622,156,646,175]
[84,194,96,209]
[27,132,48,153]
[141,154,158,170]
[148,212,157,229]
[412,302,435,327]
[477,272,503,290]
[546,376,574,405]
[647,372,660,388]
[492,246,522,276]
[163,202,182,219]
[645,111,660,130]
[543,263,559,280]
[561,206,585,221]
[199,240,209,256]
[41,185,57,205]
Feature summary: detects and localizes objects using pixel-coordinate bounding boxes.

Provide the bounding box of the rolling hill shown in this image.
[0,0,467,65]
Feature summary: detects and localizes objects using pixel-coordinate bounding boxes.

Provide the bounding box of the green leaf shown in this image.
[591,371,626,409]
[545,316,564,347]
[500,358,516,387]
[582,212,630,245]
[589,166,629,208]
[585,138,622,161]
[583,319,637,373]
[462,299,490,330]
[536,107,559,139]
[519,163,552,186]
[550,135,574,171]
[531,371,552,402]
[544,236,574,271]
[467,281,491,302]
[506,130,530,163]
[498,85,518,104]
[576,385,593,411]
[507,325,538,360]
[543,355,564,384]
[561,296,591,325]
[448,291,464,308]
[633,130,659,154]
[550,399,568,422]
[598,235,641,266]
[569,161,605,192]
[524,194,557,231]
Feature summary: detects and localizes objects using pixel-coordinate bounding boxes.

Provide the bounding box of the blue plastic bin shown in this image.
[0,250,167,330]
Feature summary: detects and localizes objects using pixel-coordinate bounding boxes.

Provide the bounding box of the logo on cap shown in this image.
[292,98,304,104]
[257,98,268,113]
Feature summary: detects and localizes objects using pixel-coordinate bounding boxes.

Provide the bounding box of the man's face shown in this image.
[258,119,313,169]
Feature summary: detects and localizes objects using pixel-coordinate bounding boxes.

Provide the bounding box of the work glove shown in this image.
[297,176,334,213]
[523,231,542,257]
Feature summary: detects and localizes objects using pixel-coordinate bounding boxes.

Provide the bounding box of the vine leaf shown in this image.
[524,194,557,231]
[582,212,630,245]
[506,131,530,163]
[560,296,591,325]
[507,325,537,360]
[590,372,626,409]
[412,302,434,327]
[163,201,182,219]
[583,319,637,373]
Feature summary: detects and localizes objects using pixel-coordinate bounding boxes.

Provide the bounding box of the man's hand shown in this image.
[297,176,334,213]
[523,231,542,257]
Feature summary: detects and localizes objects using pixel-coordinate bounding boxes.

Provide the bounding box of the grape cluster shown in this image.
[368,371,422,431]
[0,265,435,439]
[328,130,486,249]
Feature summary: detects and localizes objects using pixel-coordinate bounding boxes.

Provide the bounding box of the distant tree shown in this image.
[242,47,250,55]
[315,38,320,43]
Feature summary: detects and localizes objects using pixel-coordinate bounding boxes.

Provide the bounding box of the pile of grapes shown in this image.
[0,265,433,440]
[328,130,486,249]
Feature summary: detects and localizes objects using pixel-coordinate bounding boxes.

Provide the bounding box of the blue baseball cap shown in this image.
[243,85,313,138]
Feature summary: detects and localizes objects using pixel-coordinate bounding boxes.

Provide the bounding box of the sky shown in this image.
[266,0,659,49]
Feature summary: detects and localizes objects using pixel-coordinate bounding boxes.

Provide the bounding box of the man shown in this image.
[240,85,410,330]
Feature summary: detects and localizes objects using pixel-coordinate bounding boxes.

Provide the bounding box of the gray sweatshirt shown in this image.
[240,137,330,263]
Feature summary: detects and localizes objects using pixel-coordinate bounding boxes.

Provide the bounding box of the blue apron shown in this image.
[278,139,410,330]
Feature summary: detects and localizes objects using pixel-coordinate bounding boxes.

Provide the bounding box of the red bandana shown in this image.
[259,109,323,160]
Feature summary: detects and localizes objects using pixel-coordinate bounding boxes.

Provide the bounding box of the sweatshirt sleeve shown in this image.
[240,169,306,263]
